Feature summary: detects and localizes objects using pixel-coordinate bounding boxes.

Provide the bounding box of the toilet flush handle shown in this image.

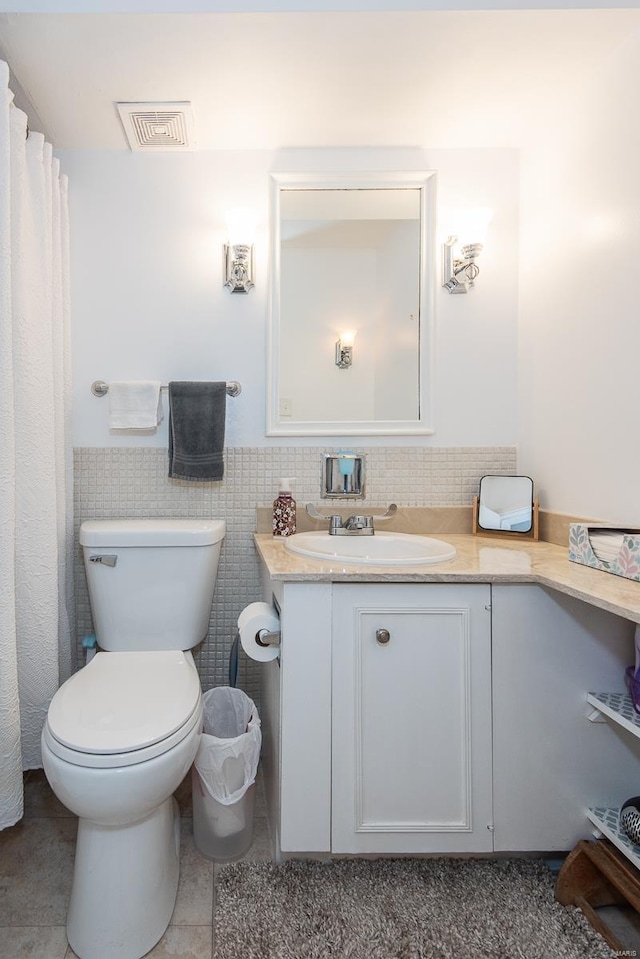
[89,554,118,567]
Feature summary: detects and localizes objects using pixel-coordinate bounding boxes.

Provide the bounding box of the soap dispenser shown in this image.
[273,478,296,537]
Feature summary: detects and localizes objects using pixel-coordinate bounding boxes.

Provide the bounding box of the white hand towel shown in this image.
[108,381,163,430]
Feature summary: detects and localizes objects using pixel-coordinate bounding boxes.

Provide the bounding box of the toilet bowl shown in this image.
[42,519,225,959]
[42,650,203,959]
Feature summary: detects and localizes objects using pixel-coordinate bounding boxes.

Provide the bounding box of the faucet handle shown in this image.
[305,504,344,531]
[306,503,332,522]
[374,504,398,522]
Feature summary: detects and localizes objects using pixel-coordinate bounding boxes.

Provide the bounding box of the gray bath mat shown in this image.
[213,858,614,958]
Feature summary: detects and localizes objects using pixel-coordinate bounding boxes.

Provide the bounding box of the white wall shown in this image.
[61,146,519,448]
[518,32,640,523]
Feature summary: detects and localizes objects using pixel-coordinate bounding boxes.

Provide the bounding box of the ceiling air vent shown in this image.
[116,102,195,151]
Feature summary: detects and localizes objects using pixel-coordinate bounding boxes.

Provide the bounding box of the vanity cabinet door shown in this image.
[331,584,493,854]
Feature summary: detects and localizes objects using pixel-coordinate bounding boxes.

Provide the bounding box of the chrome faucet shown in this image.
[344,514,374,534]
[308,504,397,536]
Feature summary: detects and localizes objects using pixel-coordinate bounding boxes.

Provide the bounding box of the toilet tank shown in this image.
[80,519,225,652]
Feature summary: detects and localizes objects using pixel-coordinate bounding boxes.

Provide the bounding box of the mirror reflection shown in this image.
[268,173,434,436]
[478,475,534,533]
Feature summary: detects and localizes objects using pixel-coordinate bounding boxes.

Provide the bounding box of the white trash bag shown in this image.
[194,686,262,805]
[192,687,262,861]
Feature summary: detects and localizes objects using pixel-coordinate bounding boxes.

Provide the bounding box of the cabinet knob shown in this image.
[376,628,391,645]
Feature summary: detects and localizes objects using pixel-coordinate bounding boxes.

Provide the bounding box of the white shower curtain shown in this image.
[0,61,74,829]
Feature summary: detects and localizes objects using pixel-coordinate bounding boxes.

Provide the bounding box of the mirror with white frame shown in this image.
[267,172,435,436]
[477,475,534,534]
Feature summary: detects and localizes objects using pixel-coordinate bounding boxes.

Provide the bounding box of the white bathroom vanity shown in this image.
[254,531,640,864]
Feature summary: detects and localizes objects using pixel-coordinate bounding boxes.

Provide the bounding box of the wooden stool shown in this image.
[556,838,640,951]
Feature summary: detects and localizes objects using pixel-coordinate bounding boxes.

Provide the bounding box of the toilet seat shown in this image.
[44,650,203,769]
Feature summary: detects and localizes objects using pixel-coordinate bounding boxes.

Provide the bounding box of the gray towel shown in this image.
[168,381,226,481]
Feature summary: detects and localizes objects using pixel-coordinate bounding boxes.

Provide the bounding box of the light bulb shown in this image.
[457,207,493,246]
[225,208,258,246]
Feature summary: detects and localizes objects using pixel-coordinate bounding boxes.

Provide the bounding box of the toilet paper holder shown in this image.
[255,628,280,648]
[238,600,281,662]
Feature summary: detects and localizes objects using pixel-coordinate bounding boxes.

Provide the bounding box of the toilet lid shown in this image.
[47,651,202,755]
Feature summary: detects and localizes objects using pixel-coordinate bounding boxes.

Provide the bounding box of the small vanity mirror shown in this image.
[268,172,435,436]
[477,475,535,534]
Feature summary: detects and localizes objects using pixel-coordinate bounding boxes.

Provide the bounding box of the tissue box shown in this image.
[569,524,640,583]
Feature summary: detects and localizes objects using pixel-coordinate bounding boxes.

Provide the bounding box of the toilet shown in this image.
[41,518,225,959]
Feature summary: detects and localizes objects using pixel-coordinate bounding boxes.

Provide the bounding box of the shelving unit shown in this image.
[587,691,640,739]
[556,692,640,952]
[586,690,640,870]
[587,806,640,871]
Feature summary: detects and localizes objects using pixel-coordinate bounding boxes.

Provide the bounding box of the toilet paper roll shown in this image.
[238,602,280,663]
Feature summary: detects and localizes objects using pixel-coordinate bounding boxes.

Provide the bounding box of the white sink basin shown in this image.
[284,531,457,566]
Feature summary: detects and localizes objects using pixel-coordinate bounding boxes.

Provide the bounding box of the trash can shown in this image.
[191,686,262,862]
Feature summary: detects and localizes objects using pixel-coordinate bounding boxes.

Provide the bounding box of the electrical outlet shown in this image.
[279,397,293,417]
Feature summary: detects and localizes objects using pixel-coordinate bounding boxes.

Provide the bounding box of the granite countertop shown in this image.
[254,532,640,625]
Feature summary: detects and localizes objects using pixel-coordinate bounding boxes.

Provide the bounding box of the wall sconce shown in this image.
[442,208,493,295]
[224,208,257,294]
[335,330,356,369]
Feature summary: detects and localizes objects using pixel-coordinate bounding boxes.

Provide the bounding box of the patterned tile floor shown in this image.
[0,769,272,959]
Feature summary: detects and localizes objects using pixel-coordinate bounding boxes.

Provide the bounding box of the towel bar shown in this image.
[91,380,241,398]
